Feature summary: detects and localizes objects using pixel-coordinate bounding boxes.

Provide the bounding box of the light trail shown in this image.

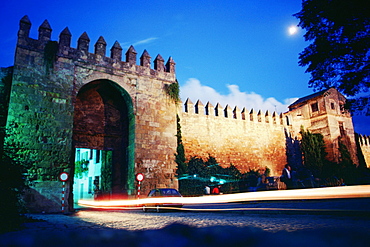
[78,185,370,209]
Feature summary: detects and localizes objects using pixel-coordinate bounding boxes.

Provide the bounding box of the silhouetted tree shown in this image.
[294,0,370,114]
[175,114,187,177]
[300,127,327,178]
[0,154,27,232]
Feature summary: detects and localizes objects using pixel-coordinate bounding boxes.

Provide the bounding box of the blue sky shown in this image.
[1,0,368,134]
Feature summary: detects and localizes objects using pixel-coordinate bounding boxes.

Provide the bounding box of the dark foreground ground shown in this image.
[1,198,370,247]
[2,221,369,247]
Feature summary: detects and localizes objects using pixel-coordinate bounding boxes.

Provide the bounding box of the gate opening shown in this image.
[72,80,135,206]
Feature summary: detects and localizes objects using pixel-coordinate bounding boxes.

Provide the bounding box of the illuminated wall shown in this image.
[3,16,178,213]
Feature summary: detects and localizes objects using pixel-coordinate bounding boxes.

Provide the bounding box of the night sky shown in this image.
[1,0,368,134]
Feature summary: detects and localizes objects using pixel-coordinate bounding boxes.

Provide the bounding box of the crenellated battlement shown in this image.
[358,134,370,146]
[16,15,175,77]
[182,98,287,126]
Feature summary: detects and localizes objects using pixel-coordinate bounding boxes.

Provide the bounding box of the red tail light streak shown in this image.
[78,185,370,209]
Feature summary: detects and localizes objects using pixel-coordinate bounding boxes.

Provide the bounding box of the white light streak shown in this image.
[78,185,370,209]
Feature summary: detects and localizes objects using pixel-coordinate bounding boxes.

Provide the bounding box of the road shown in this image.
[74,200,370,232]
[1,198,370,246]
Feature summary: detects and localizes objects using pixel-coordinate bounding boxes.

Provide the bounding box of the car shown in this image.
[142,188,183,212]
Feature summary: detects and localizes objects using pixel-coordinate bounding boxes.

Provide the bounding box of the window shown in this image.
[95,150,100,163]
[331,102,335,110]
[311,102,318,112]
[88,177,92,194]
[340,103,345,113]
[76,149,81,161]
[339,122,345,136]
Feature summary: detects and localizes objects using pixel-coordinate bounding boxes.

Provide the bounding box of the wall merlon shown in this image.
[126,45,137,65]
[214,103,223,117]
[233,106,240,119]
[140,50,151,67]
[272,111,279,124]
[18,15,31,39]
[241,107,247,120]
[257,110,265,123]
[205,102,213,116]
[195,100,204,114]
[184,98,194,114]
[166,57,175,73]
[110,41,123,61]
[38,20,52,42]
[59,27,72,48]
[250,109,257,122]
[94,36,107,56]
[224,104,232,118]
[154,54,165,72]
[77,32,90,52]
[265,110,271,124]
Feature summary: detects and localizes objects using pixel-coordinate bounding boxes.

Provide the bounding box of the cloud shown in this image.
[133,37,158,46]
[180,78,294,114]
[120,37,158,50]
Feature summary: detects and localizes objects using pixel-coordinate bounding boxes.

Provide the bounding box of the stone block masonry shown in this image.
[4,16,178,212]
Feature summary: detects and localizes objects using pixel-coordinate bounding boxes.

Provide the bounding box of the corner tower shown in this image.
[285,88,358,165]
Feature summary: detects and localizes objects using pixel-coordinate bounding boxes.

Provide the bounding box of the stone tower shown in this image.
[5,16,178,212]
[285,88,359,165]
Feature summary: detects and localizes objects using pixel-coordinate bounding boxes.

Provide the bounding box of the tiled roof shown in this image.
[289,88,330,108]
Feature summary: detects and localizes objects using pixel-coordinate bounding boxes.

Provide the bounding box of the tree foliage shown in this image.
[294,0,370,114]
[178,156,243,195]
[175,114,187,177]
[300,127,327,178]
[0,153,28,232]
[165,80,180,104]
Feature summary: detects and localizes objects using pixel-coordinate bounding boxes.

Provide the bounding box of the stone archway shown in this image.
[72,79,135,201]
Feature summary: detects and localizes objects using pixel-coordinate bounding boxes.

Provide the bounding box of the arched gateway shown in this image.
[72,80,135,202]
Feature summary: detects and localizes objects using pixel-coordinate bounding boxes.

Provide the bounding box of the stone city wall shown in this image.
[180,99,288,176]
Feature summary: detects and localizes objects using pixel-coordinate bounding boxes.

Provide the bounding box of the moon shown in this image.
[288,25,298,35]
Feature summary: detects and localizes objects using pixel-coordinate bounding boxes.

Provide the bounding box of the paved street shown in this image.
[1,199,370,247]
